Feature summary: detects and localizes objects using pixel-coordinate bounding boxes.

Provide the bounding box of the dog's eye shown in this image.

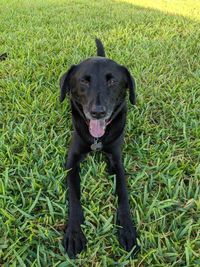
[106,73,117,87]
[80,79,89,86]
[107,78,116,87]
[80,76,90,87]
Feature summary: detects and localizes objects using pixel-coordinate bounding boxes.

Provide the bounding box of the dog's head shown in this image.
[60,39,136,138]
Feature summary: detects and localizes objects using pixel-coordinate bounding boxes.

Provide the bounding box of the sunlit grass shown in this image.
[117,0,200,21]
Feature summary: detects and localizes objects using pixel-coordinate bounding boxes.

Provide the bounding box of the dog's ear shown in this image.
[95,38,105,57]
[123,67,136,105]
[59,65,76,102]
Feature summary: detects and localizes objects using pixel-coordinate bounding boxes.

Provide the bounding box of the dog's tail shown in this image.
[95,38,105,57]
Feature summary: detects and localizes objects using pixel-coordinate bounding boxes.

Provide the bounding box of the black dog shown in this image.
[60,39,139,258]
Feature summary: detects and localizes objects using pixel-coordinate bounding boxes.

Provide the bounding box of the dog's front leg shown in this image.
[63,138,87,258]
[107,149,139,256]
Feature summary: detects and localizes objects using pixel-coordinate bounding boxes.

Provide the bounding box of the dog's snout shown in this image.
[91,105,106,119]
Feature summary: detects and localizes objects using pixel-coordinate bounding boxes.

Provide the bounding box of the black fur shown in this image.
[95,38,105,57]
[59,39,139,258]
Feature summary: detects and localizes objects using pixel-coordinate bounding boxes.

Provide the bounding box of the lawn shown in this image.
[0,0,200,266]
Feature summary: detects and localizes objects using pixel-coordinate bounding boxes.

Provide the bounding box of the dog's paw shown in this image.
[64,225,87,259]
[118,221,140,257]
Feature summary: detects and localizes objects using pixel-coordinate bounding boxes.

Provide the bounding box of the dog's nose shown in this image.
[91,105,106,119]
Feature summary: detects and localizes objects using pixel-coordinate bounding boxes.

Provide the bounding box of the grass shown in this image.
[0,0,200,266]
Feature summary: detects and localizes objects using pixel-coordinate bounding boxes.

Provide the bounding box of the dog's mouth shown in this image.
[88,119,110,138]
[81,101,125,139]
[72,100,112,138]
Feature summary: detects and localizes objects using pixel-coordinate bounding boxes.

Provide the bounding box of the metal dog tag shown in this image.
[91,138,102,151]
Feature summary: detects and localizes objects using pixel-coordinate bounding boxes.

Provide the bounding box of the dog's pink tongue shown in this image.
[89,119,106,138]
